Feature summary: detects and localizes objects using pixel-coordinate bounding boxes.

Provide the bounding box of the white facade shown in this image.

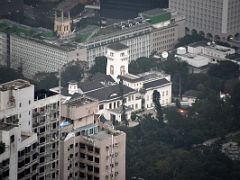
[144,84,172,109]
[106,45,129,82]
[0,79,38,180]
[176,43,236,68]
[169,0,240,40]
[0,79,34,132]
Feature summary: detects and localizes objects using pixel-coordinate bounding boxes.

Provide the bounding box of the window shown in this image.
[95,148,100,154]
[95,157,99,163]
[99,104,104,110]
[80,143,85,149]
[110,52,114,57]
[120,52,125,57]
[88,155,93,161]
[10,135,15,143]
[110,65,114,75]
[120,66,125,75]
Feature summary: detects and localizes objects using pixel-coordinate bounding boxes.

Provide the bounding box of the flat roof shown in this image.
[0,79,31,92]
[108,42,128,51]
[66,96,96,107]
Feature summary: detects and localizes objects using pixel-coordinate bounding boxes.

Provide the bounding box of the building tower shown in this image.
[54,10,72,39]
[106,43,129,82]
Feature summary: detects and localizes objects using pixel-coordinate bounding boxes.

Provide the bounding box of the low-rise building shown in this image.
[175,42,236,73]
[0,8,185,78]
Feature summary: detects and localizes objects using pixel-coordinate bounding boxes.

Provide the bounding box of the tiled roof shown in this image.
[143,78,170,89]
[85,84,135,101]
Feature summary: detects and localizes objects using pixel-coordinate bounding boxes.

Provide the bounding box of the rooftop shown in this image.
[108,42,129,51]
[0,79,31,92]
[91,128,123,140]
[140,8,171,24]
[0,19,76,51]
[35,89,58,101]
[144,78,170,89]
[66,96,96,107]
[120,71,168,83]
[85,84,136,102]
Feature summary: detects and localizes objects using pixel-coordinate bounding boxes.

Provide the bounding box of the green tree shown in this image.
[62,62,84,86]
[36,73,58,90]
[89,56,107,75]
[208,61,239,80]
[0,66,24,84]
[129,57,158,74]
[153,90,164,124]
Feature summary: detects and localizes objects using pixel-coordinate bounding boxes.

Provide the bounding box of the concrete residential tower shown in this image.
[169,0,240,40]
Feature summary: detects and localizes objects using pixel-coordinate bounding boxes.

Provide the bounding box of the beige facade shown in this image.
[60,96,126,180]
[33,91,61,180]
[169,0,240,40]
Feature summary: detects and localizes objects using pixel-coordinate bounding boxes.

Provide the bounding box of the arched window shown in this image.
[110,65,114,75]
[120,66,125,75]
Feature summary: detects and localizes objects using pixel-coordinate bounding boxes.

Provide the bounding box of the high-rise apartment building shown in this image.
[0,80,61,180]
[100,0,168,19]
[60,96,126,180]
[33,90,61,180]
[0,80,38,180]
[169,0,240,40]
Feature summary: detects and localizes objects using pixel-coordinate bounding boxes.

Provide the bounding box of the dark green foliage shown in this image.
[62,62,84,86]
[175,34,206,47]
[0,141,5,154]
[121,102,240,180]
[0,66,24,84]
[128,57,158,74]
[152,90,163,123]
[89,56,107,75]
[35,73,58,90]
[208,61,240,80]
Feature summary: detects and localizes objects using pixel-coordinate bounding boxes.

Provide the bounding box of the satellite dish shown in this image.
[161,51,169,59]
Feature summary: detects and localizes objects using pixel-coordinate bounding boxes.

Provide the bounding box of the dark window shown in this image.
[39,137,45,143]
[33,152,38,160]
[80,153,85,158]
[95,148,100,154]
[94,167,99,173]
[10,135,15,143]
[99,104,104,110]
[88,165,93,172]
[32,163,37,171]
[95,157,99,163]
[87,174,93,180]
[80,143,85,149]
[52,173,55,179]
[88,146,93,152]
[88,155,93,161]
[25,157,30,164]
[40,157,45,163]
[39,166,44,173]
[40,146,45,153]
[80,172,85,178]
